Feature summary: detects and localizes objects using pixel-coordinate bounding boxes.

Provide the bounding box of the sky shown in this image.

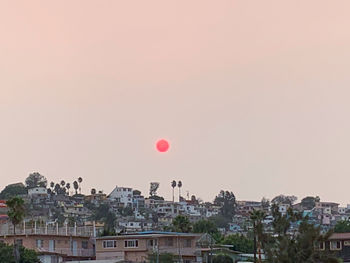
[1,1,350,205]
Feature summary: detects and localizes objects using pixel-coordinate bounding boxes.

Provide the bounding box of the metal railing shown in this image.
[0,223,101,237]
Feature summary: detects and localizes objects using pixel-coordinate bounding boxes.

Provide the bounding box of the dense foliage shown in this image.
[213,254,233,263]
[0,243,40,263]
[0,184,27,200]
[334,220,350,233]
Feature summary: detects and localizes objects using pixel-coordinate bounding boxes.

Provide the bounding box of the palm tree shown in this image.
[66,183,71,195]
[171,180,176,203]
[73,181,79,195]
[91,188,96,195]
[78,177,83,194]
[177,181,182,202]
[54,183,61,195]
[7,197,25,236]
[250,210,266,263]
[6,197,25,263]
[60,180,65,187]
[50,181,55,189]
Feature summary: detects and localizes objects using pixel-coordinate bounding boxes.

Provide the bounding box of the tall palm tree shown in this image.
[178,181,182,202]
[6,197,25,263]
[250,210,266,263]
[78,177,83,194]
[73,181,79,195]
[66,183,71,195]
[54,183,61,195]
[171,180,177,203]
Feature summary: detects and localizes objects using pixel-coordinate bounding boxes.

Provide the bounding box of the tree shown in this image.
[178,181,182,201]
[91,188,96,195]
[78,177,83,194]
[54,184,61,195]
[66,183,71,195]
[214,190,237,219]
[301,196,317,210]
[50,182,54,188]
[271,194,297,205]
[60,180,65,187]
[171,180,176,203]
[334,220,350,233]
[0,183,27,199]
[220,234,254,253]
[25,172,47,189]
[7,197,25,235]
[209,215,231,229]
[193,219,218,235]
[250,210,267,262]
[264,205,339,263]
[0,243,40,263]
[7,197,25,263]
[172,215,192,233]
[213,254,233,263]
[149,182,160,197]
[73,181,79,195]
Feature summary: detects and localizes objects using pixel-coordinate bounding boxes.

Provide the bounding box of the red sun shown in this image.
[156,139,170,152]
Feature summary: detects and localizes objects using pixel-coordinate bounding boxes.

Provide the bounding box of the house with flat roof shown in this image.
[96,231,204,263]
[0,234,94,262]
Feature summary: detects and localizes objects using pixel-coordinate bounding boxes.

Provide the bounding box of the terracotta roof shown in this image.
[329,233,350,240]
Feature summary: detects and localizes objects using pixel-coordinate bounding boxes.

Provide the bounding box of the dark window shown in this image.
[82,241,88,249]
[165,238,174,247]
[184,239,192,248]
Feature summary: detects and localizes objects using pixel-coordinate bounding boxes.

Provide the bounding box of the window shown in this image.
[103,240,117,248]
[36,240,44,248]
[165,238,174,247]
[330,241,342,250]
[124,240,138,248]
[184,260,192,263]
[315,242,325,250]
[82,241,88,249]
[184,239,192,248]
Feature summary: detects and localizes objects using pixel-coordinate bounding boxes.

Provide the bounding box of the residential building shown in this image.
[109,186,133,208]
[0,234,94,262]
[96,231,204,262]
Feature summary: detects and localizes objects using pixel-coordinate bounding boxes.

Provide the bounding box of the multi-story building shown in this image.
[0,234,94,263]
[109,186,133,208]
[96,231,204,263]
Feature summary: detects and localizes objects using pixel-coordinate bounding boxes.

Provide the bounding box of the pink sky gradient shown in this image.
[1,1,350,204]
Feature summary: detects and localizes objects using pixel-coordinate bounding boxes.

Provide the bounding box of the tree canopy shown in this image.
[171,215,192,233]
[0,183,27,200]
[193,219,218,235]
[271,194,297,205]
[334,220,350,233]
[214,190,236,219]
[25,172,47,188]
[0,243,40,263]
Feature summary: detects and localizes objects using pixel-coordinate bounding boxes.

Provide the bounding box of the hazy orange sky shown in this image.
[1,1,350,205]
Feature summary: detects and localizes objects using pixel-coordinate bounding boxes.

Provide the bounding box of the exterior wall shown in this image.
[96,234,201,262]
[0,235,94,257]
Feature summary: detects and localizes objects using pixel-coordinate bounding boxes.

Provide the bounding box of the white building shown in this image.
[28,187,48,198]
[108,186,133,207]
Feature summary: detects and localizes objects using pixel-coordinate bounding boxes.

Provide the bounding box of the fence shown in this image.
[0,222,102,237]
